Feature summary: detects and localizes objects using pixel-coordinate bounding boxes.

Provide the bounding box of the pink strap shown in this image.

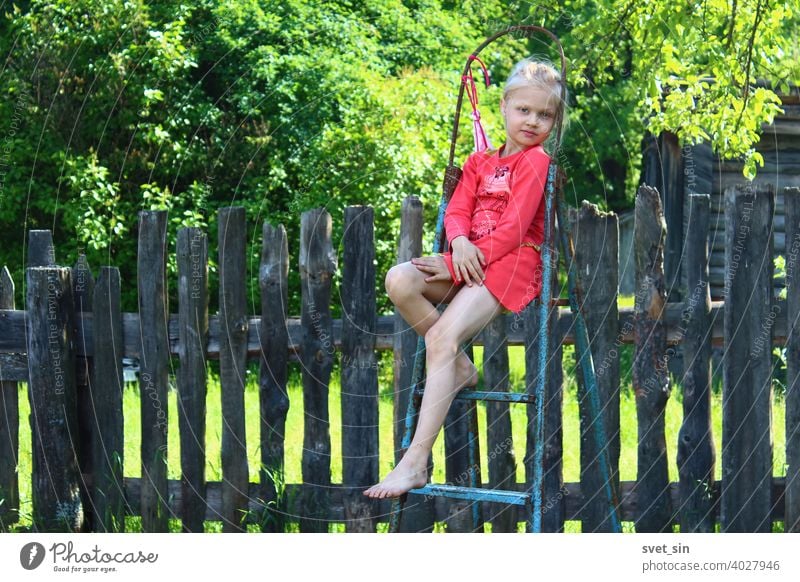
[462,55,491,116]
[462,55,493,152]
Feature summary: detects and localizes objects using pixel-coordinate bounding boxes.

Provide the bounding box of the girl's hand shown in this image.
[450,236,486,287]
[411,255,451,283]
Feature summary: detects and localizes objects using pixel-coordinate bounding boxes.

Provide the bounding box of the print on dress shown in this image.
[470,164,512,240]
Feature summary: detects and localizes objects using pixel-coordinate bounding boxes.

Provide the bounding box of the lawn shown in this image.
[7,339,787,532]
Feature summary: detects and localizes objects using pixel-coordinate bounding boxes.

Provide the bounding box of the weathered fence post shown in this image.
[72,254,95,531]
[259,222,290,532]
[27,230,56,268]
[341,206,379,532]
[138,210,170,532]
[218,207,250,532]
[524,270,565,533]
[393,196,435,532]
[677,193,716,532]
[299,208,334,532]
[785,186,800,533]
[90,267,126,531]
[444,373,481,532]
[632,184,673,532]
[176,227,209,532]
[482,314,516,532]
[721,183,775,533]
[0,267,18,530]
[570,202,622,532]
[26,266,83,531]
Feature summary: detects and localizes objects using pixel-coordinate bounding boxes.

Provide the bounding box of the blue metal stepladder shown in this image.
[388,25,622,533]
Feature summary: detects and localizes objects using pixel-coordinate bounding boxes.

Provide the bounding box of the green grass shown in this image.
[7,341,787,532]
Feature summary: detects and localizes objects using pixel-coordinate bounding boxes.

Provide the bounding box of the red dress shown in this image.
[441,143,550,315]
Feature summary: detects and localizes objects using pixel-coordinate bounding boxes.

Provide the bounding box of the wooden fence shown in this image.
[0,184,798,533]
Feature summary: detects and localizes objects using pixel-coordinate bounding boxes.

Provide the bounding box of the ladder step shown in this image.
[414,387,535,403]
[409,484,531,506]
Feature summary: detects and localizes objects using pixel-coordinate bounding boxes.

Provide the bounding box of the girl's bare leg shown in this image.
[363,281,504,499]
[382,261,478,389]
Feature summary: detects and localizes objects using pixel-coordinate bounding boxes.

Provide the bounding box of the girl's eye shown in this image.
[519,107,528,113]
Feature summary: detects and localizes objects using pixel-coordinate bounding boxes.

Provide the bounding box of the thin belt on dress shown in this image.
[520,241,542,252]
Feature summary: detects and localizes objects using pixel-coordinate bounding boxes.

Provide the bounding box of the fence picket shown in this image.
[258,222,290,532]
[392,196,435,532]
[26,266,82,531]
[299,208,334,532]
[483,314,516,532]
[785,186,800,533]
[677,194,716,532]
[91,267,126,531]
[570,202,622,532]
[341,206,379,532]
[0,267,18,530]
[632,185,673,532]
[721,183,775,533]
[137,210,171,532]
[176,228,209,532]
[218,207,250,532]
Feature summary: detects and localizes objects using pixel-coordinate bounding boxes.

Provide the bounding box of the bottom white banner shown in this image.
[0,532,797,581]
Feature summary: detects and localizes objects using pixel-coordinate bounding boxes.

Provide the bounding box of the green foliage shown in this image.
[0,0,796,317]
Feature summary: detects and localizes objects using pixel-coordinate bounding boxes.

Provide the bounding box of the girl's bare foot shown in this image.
[363,455,428,499]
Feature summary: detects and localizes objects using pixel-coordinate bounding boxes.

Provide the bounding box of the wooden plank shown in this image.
[677,194,716,532]
[786,186,800,532]
[90,267,126,531]
[570,201,621,532]
[258,221,290,532]
[137,210,171,532]
[721,183,775,532]
[442,346,476,533]
[217,207,250,532]
[117,476,788,526]
[392,196,435,532]
[26,266,83,531]
[482,313,516,532]
[0,301,757,362]
[72,254,95,532]
[632,184,674,532]
[299,208,334,532]
[0,267,18,529]
[340,206,379,532]
[176,228,209,533]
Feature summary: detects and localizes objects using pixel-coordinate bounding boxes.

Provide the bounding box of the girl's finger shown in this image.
[465,263,480,286]
[460,263,474,287]
[454,263,464,284]
[472,258,485,281]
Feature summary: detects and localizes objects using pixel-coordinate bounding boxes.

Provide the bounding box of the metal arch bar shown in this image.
[446,25,569,171]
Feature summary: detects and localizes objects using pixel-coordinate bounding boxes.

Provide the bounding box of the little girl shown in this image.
[364,58,566,499]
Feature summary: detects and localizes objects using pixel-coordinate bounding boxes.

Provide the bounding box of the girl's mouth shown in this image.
[522,130,537,137]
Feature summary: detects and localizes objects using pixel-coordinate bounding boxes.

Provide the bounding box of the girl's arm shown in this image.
[470,148,550,265]
[443,153,479,244]
[440,154,484,284]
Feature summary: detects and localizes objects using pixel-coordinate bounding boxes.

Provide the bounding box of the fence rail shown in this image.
[0,184,798,532]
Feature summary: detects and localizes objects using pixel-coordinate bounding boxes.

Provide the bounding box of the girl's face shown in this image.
[500,85,558,156]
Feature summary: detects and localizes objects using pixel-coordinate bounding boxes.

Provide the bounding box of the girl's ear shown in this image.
[500,97,506,117]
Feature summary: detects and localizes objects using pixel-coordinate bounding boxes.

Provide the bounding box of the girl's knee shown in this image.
[385,262,419,300]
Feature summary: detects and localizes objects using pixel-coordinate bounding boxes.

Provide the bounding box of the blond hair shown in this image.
[503,57,569,150]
